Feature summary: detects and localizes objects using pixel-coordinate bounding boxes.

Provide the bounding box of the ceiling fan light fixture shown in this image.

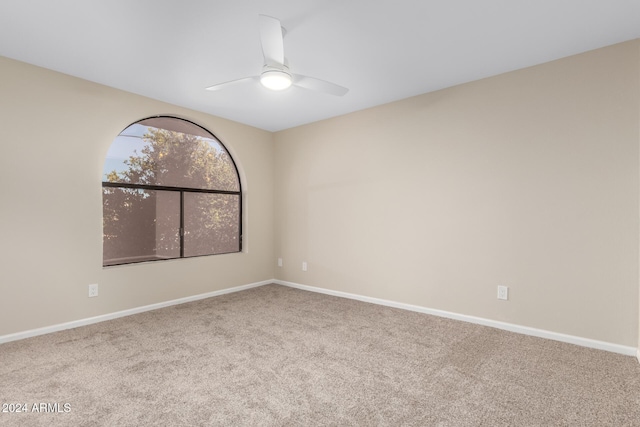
[205,15,348,96]
[260,69,292,91]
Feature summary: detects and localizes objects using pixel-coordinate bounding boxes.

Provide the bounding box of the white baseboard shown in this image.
[274,279,638,358]
[0,279,272,345]
[3,278,638,361]
[637,348,640,364]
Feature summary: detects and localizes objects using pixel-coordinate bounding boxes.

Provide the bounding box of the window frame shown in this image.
[102,116,242,267]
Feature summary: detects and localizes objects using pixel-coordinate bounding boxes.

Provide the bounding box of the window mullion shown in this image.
[180,190,185,258]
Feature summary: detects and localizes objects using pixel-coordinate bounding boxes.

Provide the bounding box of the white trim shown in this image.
[0,280,272,345]
[3,278,637,359]
[275,279,638,357]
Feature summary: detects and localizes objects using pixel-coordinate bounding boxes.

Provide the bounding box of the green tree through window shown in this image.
[102,117,241,266]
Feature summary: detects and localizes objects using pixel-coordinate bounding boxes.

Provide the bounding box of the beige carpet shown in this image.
[1,284,639,426]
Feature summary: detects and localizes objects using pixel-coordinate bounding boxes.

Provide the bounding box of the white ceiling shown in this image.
[1,1,639,132]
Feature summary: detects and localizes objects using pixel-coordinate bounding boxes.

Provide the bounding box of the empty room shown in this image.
[1,1,640,425]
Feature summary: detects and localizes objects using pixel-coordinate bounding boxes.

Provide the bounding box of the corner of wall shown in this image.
[637,38,640,360]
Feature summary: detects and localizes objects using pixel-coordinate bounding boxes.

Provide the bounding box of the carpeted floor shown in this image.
[1,284,639,426]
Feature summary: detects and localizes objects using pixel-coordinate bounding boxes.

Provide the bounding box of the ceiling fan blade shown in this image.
[258,15,285,65]
[292,74,349,96]
[205,76,257,91]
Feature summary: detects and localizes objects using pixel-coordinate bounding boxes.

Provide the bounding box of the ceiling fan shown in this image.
[206,15,349,96]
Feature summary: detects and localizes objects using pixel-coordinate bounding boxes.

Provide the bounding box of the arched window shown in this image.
[102,116,241,266]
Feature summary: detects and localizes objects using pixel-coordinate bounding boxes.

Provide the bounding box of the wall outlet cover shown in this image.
[88,284,99,298]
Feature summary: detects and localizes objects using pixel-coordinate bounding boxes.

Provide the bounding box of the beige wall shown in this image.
[2,40,639,350]
[0,56,275,336]
[274,40,640,347]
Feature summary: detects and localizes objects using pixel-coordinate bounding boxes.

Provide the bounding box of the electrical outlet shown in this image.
[88,284,99,298]
[497,285,508,301]
[302,261,307,272]
[277,258,283,267]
